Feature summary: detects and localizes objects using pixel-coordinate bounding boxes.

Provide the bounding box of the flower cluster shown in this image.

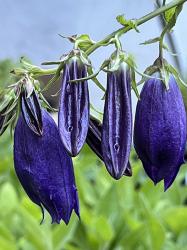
[0,44,186,225]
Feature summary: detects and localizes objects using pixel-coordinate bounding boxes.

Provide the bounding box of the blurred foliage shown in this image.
[0,59,17,88]
[1,60,187,250]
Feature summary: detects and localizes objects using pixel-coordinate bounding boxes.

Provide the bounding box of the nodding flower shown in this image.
[58,56,89,157]
[101,62,132,180]
[134,75,186,190]
[14,109,79,224]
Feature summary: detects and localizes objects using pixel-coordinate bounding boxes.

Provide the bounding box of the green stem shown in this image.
[32,68,57,78]
[86,0,187,55]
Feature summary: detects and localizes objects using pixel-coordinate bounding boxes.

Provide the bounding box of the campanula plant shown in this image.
[0,0,187,227]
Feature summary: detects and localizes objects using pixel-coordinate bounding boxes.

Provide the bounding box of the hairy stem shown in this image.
[156,0,182,72]
[86,0,187,55]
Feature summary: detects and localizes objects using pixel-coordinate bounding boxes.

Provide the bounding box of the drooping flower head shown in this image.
[134,74,186,190]
[58,50,90,157]
[14,109,79,224]
[101,53,132,180]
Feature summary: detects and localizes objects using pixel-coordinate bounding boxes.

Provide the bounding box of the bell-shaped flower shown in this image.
[14,109,79,224]
[134,75,186,190]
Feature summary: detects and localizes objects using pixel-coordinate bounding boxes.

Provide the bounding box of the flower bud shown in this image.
[101,62,132,179]
[58,57,89,157]
[14,110,79,224]
[134,75,186,190]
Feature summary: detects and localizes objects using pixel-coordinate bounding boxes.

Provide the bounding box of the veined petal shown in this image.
[58,59,89,157]
[101,63,132,179]
[87,116,132,177]
[134,75,186,190]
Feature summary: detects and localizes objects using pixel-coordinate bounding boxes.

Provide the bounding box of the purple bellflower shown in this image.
[14,109,79,224]
[101,62,132,179]
[58,58,89,157]
[134,75,186,190]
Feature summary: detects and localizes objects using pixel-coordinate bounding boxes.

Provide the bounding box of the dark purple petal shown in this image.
[21,90,43,136]
[134,75,186,190]
[101,64,132,179]
[125,162,132,177]
[58,59,89,157]
[86,116,103,161]
[14,109,79,224]
[87,116,132,177]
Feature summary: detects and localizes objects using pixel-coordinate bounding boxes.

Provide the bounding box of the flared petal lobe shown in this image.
[14,110,79,224]
[21,90,43,136]
[101,63,132,179]
[58,59,89,157]
[134,75,186,190]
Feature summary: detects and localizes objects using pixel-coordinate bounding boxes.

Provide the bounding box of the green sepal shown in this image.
[160,64,170,90]
[68,58,108,93]
[0,91,15,113]
[107,51,140,99]
[125,56,140,99]
[39,92,58,112]
[137,65,160,86]
[42,62,64,92]
[130,67,140,99]
[140,37,160,45]
[165,63,187,88]
[87,67,106,93]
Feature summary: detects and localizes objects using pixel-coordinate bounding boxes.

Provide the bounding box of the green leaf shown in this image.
[18,206,52,250]
[0,182,18,216]
[94,216,114,242]
[147,218,165,250]
[52,218,78,250]
[163,207,187,234]
[0,236,17,250]
[164,4,183,31]
[116,15,139,32]
[164,7,177,23]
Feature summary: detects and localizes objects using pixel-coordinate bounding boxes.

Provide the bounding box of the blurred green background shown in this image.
[1,61,187,250]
